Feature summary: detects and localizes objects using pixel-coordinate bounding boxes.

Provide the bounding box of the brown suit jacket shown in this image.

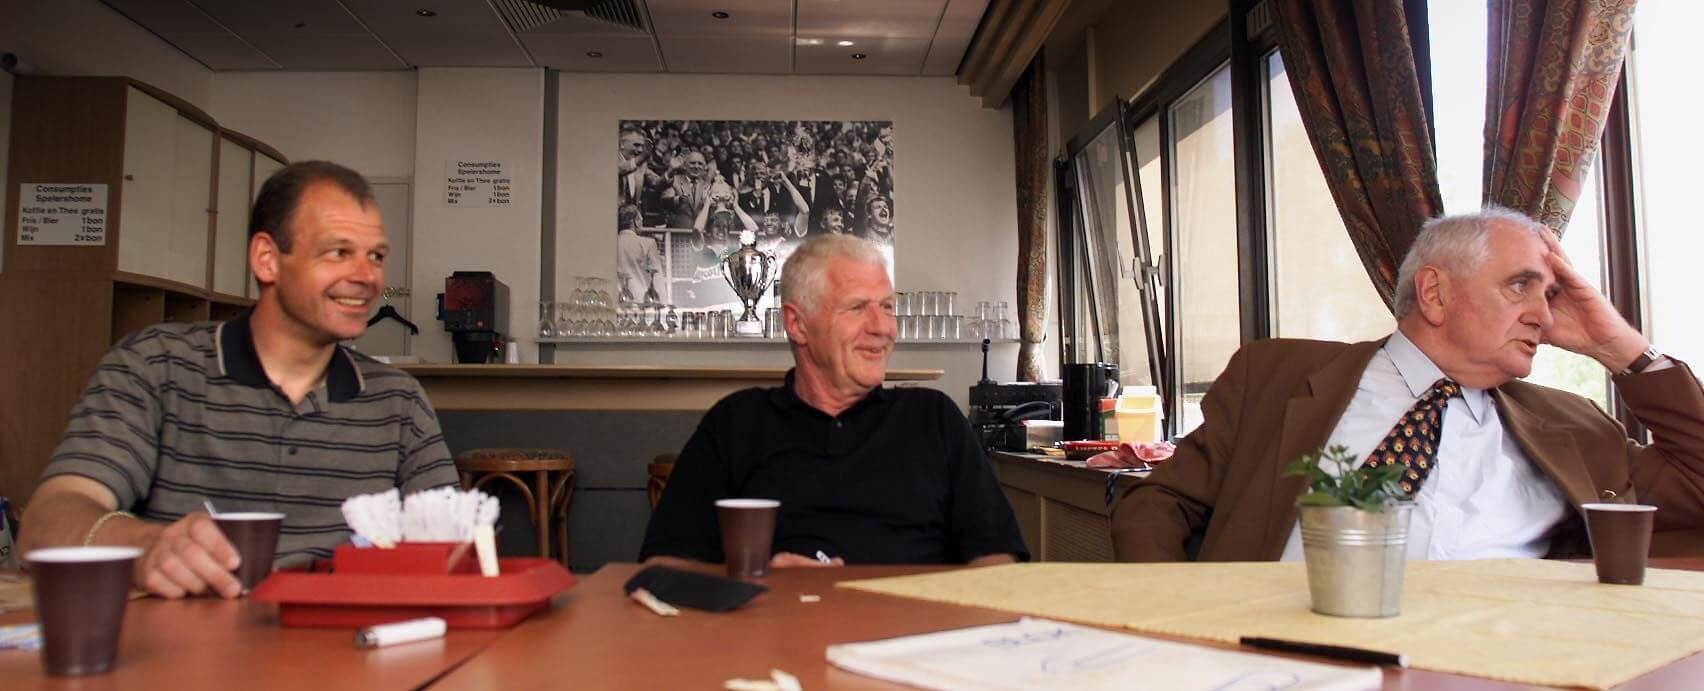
[1111,338,1704,562]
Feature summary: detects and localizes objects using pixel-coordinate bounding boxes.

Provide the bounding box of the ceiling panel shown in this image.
[342,0,510,32]
[797,0,946,39]
[523,33,663,72]
[659,35,791,73]
[921,0,988,76]
[165,33,282,71]
[378,33,534,67]
[648,0,791,37]
[192,0,368,34]
[238,33,408,70]
[102,0,227,34]
[796,37,928,76]
[96,0,995,76]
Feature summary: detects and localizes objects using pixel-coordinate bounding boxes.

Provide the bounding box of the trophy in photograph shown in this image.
[721,230,777,337]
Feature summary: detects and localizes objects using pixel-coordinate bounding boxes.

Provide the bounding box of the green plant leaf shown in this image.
[1286,444,1404,513]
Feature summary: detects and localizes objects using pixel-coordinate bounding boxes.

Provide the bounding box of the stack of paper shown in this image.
[827,617,1379,691]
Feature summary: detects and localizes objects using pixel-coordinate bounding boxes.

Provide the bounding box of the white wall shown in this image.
[412,68,545,364]
[553,73,1027,407]
[0,0,214,110]
[212,73,418,178]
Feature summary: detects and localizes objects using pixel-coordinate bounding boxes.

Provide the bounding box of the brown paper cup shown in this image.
[717,499,780,580]
[213,512,284,591]
[27,546,142,676]
[1584,503,1656,585]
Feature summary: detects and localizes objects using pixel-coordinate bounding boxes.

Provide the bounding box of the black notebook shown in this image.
[623,566,768,612]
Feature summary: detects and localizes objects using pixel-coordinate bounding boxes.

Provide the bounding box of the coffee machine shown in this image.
[1062,362,1118,441]
[438,271,509,364]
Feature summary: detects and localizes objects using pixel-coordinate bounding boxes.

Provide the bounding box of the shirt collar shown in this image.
[770,368,887,416]
[1385,330,1488,423]
[216,310,364,403]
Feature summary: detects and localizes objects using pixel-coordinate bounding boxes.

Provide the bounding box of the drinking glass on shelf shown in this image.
[650,307,667,337]
[554,302,572,337]
[896,315,911,341]
[947,316,962,340]
[944,292,958,317]
[895,292,911,317]
[707,311,724,339]
[538,301,555,338]
[720,310,735,338]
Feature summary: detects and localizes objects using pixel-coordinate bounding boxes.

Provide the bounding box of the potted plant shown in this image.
[1284,445,1414,618]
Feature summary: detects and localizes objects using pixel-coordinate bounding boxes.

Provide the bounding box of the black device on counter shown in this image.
[437,271,509,364]
[1063,362,1117,441]
[968,339,1062,452]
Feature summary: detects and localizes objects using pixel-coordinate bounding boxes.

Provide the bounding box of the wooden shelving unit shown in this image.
[0,76,280,507]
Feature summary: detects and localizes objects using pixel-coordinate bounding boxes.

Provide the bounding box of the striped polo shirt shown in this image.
[43,311,458,566]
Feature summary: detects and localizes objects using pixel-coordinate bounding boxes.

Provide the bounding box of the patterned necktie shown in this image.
[1362,378,1461,496]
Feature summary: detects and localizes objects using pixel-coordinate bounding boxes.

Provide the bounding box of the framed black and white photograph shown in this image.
[615,119,896,310]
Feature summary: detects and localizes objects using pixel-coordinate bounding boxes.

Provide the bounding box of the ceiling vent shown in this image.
[494,0,649,34]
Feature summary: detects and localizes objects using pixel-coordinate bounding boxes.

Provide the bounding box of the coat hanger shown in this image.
[367,288,419,335]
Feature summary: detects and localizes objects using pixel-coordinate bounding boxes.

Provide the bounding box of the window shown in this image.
[1428,0,1608,409]
[1264,50,1393,343]
[1062,123,1156,387]
[1630,2,1704,368]
[1168,64,1241,433]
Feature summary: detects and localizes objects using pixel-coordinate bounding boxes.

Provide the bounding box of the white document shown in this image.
[826,618,1381,691]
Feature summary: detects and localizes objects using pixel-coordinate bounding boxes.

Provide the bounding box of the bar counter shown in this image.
[397,364,944,410]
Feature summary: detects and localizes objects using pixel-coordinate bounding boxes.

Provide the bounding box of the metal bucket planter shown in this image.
[1299,503,1413,618]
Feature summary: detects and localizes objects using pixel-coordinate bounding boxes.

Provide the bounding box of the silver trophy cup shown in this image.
[721,231,777,337]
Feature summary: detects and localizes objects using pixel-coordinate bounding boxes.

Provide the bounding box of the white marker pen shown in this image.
[354,617,447,649]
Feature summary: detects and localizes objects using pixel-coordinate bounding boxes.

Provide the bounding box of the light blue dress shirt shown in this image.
[1278,330,1570,561]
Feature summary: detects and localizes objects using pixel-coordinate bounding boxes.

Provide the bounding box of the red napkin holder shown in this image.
[249,542,574,629]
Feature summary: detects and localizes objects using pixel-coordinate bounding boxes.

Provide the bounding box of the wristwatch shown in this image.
[1621,345,1663,376]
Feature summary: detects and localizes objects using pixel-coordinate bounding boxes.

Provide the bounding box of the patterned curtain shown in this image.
[1272,0,1443,309]
[1012,52,1050,381]
[1483,0,1637,231]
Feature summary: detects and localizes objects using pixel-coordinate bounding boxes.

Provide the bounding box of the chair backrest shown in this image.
[647,454,677,510]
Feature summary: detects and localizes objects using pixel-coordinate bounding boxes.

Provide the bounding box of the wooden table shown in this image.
[433,562,1704,690]
[9,561,1704,688]
[0,597,502,690]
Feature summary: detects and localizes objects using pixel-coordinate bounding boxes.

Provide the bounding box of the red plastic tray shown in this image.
[249,555,575,629]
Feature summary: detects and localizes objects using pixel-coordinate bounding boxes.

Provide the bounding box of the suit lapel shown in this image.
[1494,388,1595,506]
[1262,340,1385,558]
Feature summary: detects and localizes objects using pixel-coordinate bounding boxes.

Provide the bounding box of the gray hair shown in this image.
[1392,206,1548,317]
[781,234,888,315]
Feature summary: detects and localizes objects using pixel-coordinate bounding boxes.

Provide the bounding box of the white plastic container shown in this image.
[1114,386,1163,443]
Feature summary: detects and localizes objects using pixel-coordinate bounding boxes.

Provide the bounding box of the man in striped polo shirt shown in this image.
[19,161,458,598]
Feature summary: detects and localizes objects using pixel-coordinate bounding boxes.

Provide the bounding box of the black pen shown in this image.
[1239,636,1406,667]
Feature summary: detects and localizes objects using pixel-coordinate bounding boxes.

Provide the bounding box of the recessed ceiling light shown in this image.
[415,9,436,17]
[711,11,730,19]
[851,53,867,60]
[586,50,604,58]
[796,38,824,46]
[837,40,855,47]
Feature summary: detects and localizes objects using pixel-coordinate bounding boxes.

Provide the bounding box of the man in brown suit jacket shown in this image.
[1113,208,1704,562]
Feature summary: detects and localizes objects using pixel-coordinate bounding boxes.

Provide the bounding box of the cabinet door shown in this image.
[214,139,252,297]
[168,115,214,288]
[248,154,285,298]
[118,87,175,279]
